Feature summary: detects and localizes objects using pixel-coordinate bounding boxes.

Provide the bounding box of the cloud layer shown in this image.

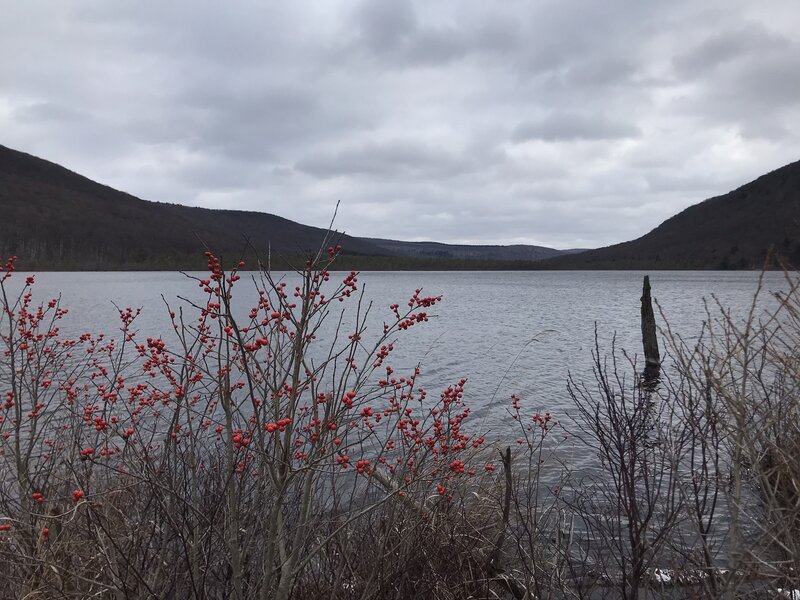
[2,0,799,248]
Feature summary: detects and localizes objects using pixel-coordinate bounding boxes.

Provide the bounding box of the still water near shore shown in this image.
[11,269,786,438]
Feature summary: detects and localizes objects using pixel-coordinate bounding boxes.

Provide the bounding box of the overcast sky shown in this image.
[2,1,800,248]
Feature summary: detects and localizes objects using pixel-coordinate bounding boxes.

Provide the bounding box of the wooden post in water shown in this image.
[641,275,661,368]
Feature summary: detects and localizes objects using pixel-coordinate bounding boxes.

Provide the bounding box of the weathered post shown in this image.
[641,275,661,368]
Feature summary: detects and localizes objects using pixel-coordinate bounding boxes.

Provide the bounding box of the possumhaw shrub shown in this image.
[0,247,534,599]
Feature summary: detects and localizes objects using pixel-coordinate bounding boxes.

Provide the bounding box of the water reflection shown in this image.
[640,364,661,396]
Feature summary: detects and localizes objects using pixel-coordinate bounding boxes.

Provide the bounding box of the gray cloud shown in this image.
[354,0,418,54]
[512,113,640,142]
[296,139,479,179]
[672,23,789,78]
[1,0,800,249]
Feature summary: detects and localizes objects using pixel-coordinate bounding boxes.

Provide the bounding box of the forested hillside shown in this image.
[543,160,800,269]
[0,144,387,269]
[0,144,575,270]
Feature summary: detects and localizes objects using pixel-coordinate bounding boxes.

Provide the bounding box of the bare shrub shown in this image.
[0,248,522,599]
[664,266,800,594]
[4,244,797,600]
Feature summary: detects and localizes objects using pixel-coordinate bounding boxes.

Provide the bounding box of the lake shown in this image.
[4,267,795,568]
[7,269,787,440]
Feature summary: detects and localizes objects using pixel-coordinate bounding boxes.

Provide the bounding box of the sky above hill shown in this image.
[2,1,799,249]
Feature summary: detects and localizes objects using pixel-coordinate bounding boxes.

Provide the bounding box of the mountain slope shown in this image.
[4,143,796,271]
[543,160,800,269]
[0,144,576,270]
[0,144,390,269]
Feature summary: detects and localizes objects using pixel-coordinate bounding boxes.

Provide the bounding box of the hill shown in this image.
[0,144,399,270]
[543,160,800,269]
[0,144,574,270]
[3,143,797,271]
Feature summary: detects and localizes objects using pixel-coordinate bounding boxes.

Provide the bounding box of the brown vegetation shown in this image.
[1,241,800,598]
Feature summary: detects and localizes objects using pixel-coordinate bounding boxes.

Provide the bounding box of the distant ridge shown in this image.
[543,160,800,269]
[363,238,584,262]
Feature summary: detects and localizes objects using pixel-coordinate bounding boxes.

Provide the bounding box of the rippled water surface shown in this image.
[11,269,787,438]
[6,269,792,568]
